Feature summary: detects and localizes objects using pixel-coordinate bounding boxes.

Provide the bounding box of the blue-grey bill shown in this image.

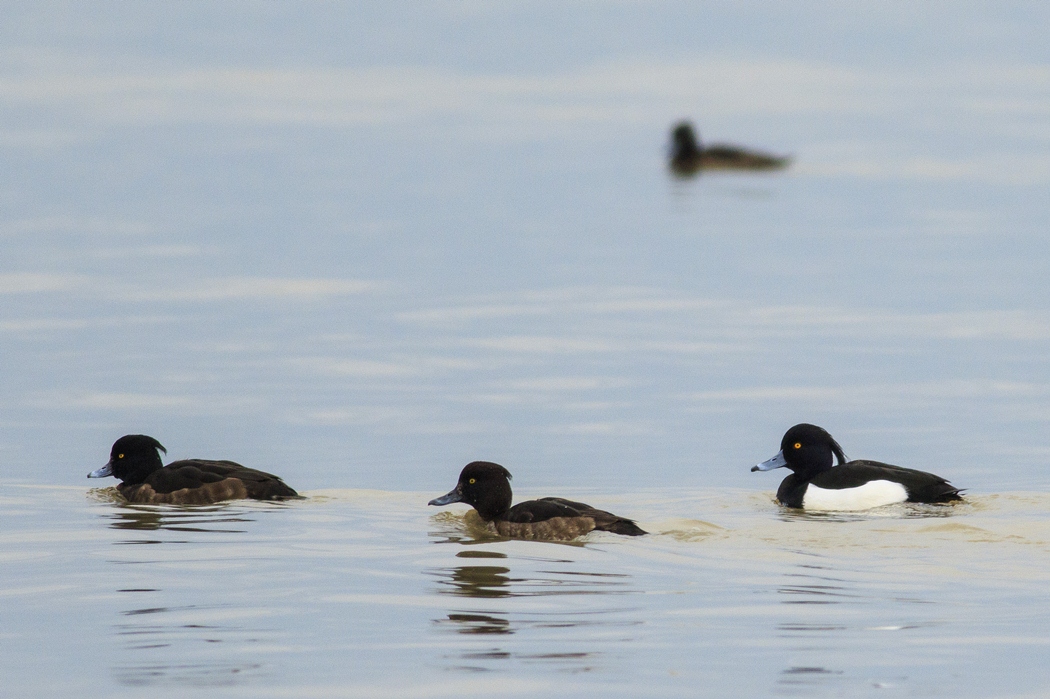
[428,488,462,506]
[751,450,787,472]
[87,463,113,479]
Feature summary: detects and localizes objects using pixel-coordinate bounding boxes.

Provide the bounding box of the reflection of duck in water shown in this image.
[106,505,254,533]
[669,121,789,176]
[438,565,514,599]
[443,612,512,635]
[752,423,963,511]
[428,461,646,540]
[88,435,298,504]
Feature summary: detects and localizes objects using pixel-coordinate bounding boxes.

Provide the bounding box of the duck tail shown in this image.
[923,482,964,503]
[599,518,648,536]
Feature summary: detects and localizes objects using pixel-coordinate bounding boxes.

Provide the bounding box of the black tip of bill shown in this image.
[752,450,787,473]
[428,488,463,506]
[87,463,113,479]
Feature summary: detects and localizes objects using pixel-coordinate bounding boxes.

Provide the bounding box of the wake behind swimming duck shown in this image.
[752,424,962,511]
[88,434,298,504]
[428,461,646,540]
[669,121,789,176]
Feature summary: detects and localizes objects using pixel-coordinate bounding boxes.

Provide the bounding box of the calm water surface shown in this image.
[3,486,1050,697]
[2,2,1050,697]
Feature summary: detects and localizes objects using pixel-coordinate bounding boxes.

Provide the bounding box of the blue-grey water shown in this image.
[2,2,1050,697]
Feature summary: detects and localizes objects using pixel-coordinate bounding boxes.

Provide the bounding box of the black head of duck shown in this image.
[429,461,646,540]
[669,120,790,177]
[89,434,299,504]
[752,423,962,511]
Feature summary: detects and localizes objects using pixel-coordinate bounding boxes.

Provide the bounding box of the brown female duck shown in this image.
[88,434,298,504]
[428,461,646,540]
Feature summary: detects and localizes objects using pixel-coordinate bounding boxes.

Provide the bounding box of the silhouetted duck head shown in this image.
[751,423,848,478]
[88,434,167,484]
[671,121,702,159]
[429,461,513,521]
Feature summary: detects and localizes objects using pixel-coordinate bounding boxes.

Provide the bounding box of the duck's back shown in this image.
[118,459,298,504]
[495,497,645,539]
[701,145,789,170]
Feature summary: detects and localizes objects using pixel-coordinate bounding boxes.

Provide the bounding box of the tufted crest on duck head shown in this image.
[107,434,168,484]
[779,423,848,473]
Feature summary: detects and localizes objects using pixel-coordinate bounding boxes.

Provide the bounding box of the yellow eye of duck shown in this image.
[118,453,124,459]
[793,443,801,449]
[468,478,476,484]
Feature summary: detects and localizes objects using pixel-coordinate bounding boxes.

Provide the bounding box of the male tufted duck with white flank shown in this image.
[752,424,962,511]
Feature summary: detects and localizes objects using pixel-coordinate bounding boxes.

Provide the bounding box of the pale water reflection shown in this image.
[105,506,257,534]
[95,500,287,688]
[2,486,1050,696]
[429,549,639,673]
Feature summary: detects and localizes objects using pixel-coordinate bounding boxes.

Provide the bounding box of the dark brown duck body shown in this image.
[669,121,789,176]
[429,461,646,540]
[90,435,298,504]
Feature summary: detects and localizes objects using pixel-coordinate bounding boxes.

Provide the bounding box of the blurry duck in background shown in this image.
[669,120,790,176]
